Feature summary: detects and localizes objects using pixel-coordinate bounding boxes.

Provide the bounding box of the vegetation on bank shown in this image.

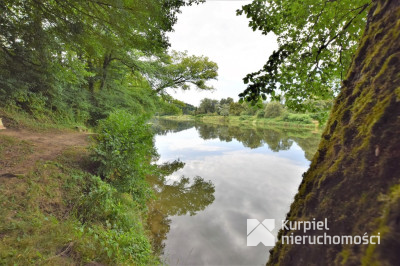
[161,114,320,130]
[0,111,162,264]
[159,101,325,130]
[0,0,218,128]
[0,1,219,264]
[160,97,331,128]
[155,118,322,161]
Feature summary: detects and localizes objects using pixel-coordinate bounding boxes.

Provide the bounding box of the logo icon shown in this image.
[247,219,275,246]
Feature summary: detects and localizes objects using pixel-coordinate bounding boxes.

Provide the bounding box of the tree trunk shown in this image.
[99,52,112,91]
[87,59,95,93]
[267,1,400,265]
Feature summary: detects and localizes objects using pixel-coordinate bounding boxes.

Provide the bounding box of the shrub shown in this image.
[264,102,284,118]
[229,102,245,116]
[282,113,313,124]
[309,111,329,123]
[91,110,156,205]
[77,175,154,264]
[239,115,252,120]
[256,110,265,118]
[220,104,230,116]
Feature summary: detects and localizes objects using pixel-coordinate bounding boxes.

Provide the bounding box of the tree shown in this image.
[0,0,210,122]
[237,0,371,111]
[182,103,197,115]
[220,97,234,106]
[156,94,185,116]
[197,98,219,114]
[240,100,263,116]
[267,1,400,265]
[153,50,218,93]
[229,102,245,116]
[220,104,230,116]
[264,102,284,118]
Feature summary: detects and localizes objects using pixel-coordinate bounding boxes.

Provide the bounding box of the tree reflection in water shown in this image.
[148,119,322,255]
[153,119,321,160]
[147,160,215,255]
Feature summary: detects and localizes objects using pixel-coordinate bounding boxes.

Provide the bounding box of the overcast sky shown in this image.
[166,0,277,106]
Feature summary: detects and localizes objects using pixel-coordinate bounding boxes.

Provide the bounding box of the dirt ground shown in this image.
[0,129,91,176]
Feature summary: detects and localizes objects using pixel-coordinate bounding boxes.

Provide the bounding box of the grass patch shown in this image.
[0,135,33,166]
[0,108,88,132]
[0,113,159,265]
[0,153,157,265]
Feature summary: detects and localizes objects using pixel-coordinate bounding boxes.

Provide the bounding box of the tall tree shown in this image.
[237,0,371,111]
[267,1,400,265]
[197,98,219,114]
[0,0,211,117]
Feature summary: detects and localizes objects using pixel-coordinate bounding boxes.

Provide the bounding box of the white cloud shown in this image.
[167,1,277,106]
[161,150,307,265]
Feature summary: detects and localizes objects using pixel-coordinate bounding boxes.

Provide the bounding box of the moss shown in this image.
[361,185,400,265]
[338,248,350,265]
[267,1,400,265]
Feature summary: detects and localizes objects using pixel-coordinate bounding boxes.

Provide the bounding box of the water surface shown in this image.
[148,119,321,265]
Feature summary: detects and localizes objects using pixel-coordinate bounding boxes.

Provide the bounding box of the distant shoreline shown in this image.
[157,115,323,131]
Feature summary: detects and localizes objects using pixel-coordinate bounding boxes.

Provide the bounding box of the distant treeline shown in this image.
[162,97,333,123]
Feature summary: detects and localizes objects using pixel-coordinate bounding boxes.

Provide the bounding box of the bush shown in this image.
[91,110,156,205]
[282,113,313,124]
[229,102,245,116]
[77,175,154,264]
[309,111,329,123]
[256,110,265,118]
[220,104,230,116]
[239,115,252,120]
[89,87,157,125]
[264,102,284,118]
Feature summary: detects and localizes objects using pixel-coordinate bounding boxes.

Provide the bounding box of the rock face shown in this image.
[0,118,6,130]
[267,1,400,265]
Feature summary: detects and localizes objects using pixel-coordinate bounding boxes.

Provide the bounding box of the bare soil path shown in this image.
[0,129,91,176]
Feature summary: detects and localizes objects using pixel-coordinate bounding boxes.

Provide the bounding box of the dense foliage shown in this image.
[79,111,160,263]
[237,0,371,111]
[153,50,218,93]
[190,97,321,124]
[264,102,284,118]
[91,111,157,206]
[0,1,220,264]
[76,175,155,264]
[0,0,217,125]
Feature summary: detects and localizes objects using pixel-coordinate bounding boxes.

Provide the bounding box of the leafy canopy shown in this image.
[0,0,219,123]
[237,0,371,111]
[153,50,218,93]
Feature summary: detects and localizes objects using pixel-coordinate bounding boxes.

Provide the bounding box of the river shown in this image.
[148,119,321,265]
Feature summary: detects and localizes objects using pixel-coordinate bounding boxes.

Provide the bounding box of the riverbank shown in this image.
[0,112,158,265]
[158,115,322,131]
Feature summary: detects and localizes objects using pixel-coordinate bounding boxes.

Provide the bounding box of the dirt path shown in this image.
[0,129,91,176]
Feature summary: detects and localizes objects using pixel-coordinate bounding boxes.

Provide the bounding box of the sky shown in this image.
[166,0,277,106]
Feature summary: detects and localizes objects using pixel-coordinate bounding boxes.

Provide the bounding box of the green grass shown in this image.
[0,108,89,132]
[0,120,158,265]
[0,135,34,162]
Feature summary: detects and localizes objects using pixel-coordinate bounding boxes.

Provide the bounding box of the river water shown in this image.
[148,119,321,265]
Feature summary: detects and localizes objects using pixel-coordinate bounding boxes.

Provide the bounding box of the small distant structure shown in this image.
[0,118,6,130]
